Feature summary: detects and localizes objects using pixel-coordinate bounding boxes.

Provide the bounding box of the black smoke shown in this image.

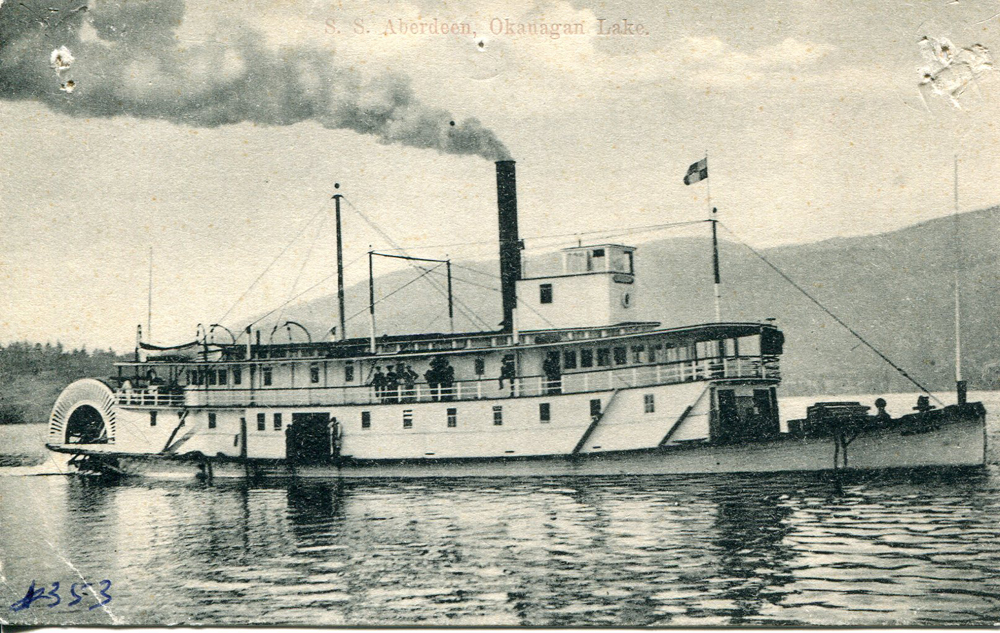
[0,0,511,160]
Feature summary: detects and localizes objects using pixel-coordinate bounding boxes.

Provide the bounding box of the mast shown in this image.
[333,185,346,341]
[446,257,455,334]
[706,151,721,323]
[368,248,376,353]
[953,155,966,405]
[147,247,153,340]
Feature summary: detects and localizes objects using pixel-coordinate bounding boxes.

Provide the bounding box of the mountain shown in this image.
[269,206,1000,396]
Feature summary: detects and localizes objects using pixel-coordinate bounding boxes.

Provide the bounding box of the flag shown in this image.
[684,158,708,185]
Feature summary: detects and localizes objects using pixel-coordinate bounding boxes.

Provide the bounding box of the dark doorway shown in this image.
[590,398,602,420]
[753,388,780,437]
[287,412,332,465]
[65,405,108,444]
[716,389,739,442]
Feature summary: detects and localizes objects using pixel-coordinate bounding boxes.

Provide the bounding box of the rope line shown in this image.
[215,204,329,325]
[718,222,942,404]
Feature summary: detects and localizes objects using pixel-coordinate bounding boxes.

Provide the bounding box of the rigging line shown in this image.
[430,267,565,333]
[374,219,711,253]
[407,261,491,330]
[272,214,327,335]
[418,307,451,333]
[348,200,488,329]
[344,198,491,329]
[234,251,369,341]
[215,204,330,325]
[343,263,445,325]
[718,222,943,405]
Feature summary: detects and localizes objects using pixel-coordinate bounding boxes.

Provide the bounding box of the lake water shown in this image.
[3,392,1000,626]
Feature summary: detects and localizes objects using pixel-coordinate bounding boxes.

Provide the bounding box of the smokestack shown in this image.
[496,160,521,332]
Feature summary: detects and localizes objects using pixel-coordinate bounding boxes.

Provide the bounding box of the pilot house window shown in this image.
[262,367,273,386]
[310,364,320,384]
[539,284,553,304]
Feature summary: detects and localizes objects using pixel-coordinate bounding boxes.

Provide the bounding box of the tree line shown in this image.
[0,341,130,424]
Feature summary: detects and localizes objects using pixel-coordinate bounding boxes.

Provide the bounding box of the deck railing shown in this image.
[115,356,779,408]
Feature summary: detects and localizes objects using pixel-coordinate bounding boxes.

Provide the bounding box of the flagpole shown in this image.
[707,151,721,323]
[953,154,966,405]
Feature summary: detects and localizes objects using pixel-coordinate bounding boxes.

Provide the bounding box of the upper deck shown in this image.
[114,321,784,409]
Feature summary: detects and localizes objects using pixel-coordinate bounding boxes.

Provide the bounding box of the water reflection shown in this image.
[6,470,1000,626]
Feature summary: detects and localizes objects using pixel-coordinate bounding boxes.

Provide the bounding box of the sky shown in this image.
[1,0,999,351]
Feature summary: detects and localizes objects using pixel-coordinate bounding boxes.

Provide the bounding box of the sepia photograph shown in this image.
[2,0,1000,626]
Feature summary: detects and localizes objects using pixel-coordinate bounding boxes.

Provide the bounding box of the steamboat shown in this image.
[45,161,987,478]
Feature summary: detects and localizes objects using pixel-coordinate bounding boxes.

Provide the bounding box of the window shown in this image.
[697,340,721,359]
[191,370,202,386]
[361,411,371,430]
[493,405,503,426]
[651,344,663,364]
[597,348,611,367]
[539,283,553,304]
[263,367,272,386]
[539,402,551,423]
[580,349,594,368]
[273,413,282,431]
[208,370,217,386]
[208,412,217,429]
[644,394,655,414]
[218,369,227,386]
[632,346,644,364]
[149,411,157,427]
[613,346,627,365]
[474,358,486,375]
[257,413,266,431]
[344,362,354,383]
[403,410,413,429]
[233,367,242,385]
[447,407,457,428]
[310,364,320,384]
[563,350,577,370]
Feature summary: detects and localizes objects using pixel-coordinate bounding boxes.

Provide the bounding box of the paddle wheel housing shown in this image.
[48,378,119,446]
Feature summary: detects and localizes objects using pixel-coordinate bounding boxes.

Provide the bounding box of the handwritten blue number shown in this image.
[45,582,60,608]
[9,580,46,612]
[88,580,112,610]
[68,582,86,607]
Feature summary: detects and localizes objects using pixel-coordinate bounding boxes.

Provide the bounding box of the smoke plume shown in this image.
[0,0,511,160]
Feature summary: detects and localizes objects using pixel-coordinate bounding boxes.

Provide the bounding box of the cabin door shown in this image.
[715,389,739,442]
[287,412,332,465]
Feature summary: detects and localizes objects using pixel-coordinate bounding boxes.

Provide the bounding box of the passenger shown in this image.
[385,367,399,404]
[542,354,561,395]
[424,365,440,401]
[403,364,418,402]
[499,354,516,395]
[440,361,456,401]
[873,397,891,424]
[372,366,386,402]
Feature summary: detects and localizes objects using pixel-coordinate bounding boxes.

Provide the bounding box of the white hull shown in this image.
[60,410,986,479]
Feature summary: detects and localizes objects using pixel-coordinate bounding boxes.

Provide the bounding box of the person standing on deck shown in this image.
[372,366,386,402]
[499,354,516,395]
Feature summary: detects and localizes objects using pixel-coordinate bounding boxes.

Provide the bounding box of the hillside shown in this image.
[273,206,1000,395]
[6,206,998,426]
